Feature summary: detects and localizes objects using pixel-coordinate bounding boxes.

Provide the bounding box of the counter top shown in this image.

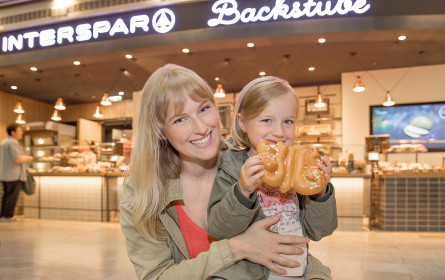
[376,171,445,178]
[331,173,372,178]
[31,172,124,177]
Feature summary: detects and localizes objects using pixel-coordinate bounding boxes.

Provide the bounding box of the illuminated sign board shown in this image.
[1,0,372,54]
[208,0,371,27]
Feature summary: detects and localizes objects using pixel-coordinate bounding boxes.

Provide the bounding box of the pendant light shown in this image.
[13,102,25,113]
[15,113,26,124]
[383,91,395,107]
[93,105,104,118]
[54,98,66,110]
[51,109,62,121]
[100,93,112,106]
[352,76,366,93]
[314,86,326,108]
[214,84,226,98]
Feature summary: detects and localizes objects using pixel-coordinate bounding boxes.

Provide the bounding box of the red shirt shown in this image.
[175,201,215,258]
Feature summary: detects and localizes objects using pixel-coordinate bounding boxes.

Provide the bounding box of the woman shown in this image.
[120,64,311,279]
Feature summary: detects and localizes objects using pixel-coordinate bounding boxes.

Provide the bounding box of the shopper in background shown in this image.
[120,64,309,279]
[0,124,33,222]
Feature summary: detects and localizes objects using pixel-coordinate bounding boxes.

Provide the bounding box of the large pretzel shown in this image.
[257,139,326,195]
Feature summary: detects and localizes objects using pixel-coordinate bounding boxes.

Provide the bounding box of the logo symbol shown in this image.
[152,8,175,33]
[439,105,445,120]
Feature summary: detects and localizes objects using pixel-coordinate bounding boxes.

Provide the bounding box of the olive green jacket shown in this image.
[208,148,338,279]
[120,176,268,280]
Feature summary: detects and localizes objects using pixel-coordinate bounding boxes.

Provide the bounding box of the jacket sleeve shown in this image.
[120,185,235,280]
[207,171,261,240]
[300,183,338,241]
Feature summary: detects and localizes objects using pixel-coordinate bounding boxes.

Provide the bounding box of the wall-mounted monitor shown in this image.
[370,102,445,151]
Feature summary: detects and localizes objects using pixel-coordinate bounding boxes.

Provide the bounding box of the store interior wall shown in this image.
[0,90,52,140]
[342,63,445,163]
[61,99,133,122]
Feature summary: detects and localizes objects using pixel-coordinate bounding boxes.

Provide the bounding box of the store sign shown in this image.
[2,7,176,53]
[1,0,373,54]
[208,0,371,26]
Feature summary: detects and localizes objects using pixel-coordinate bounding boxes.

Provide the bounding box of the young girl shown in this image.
[208,76,337,280]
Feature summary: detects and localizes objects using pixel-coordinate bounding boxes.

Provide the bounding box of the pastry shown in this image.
[257,139,326,195]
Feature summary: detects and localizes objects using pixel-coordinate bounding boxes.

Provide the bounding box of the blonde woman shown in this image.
[120,64,309,279]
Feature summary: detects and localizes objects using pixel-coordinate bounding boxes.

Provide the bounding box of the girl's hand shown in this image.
[229,213,309,275]
[239,155,264,198]
[314,155,332,197]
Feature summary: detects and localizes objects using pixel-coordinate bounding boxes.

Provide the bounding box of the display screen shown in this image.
[370,102,445,150]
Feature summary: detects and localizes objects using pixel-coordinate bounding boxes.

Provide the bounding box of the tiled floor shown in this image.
[1,219,444,280]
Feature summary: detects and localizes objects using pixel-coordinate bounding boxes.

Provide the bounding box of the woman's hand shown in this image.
[238,155,264,198]
[313,155,332,197]
[228,213,309,275]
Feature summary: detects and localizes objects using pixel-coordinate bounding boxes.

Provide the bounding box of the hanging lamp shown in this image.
[214,84,226,98]
[15,113,26,124]
[314,92,326,108]
[93,105,104,118]
[54,98,66,110]
[383,91,395,107]
[51,109,62,121]
[13,102,25,113]
[352,76,366,93]
[100,93,112,106]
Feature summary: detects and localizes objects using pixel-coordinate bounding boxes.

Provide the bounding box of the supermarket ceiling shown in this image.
[0,0,445,105]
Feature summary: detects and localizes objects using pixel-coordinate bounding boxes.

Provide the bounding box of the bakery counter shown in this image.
[22,173,124,222]
[371,173,445,232]
[330,174,371,231]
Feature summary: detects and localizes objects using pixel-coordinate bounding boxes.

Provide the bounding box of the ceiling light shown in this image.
[308,67,315,71]
[11,85,18,90]
[214,84,226,98]
[247,42,255,48]
[118,91,124,96]
[30,67,38,71]
[182,48,190,54]
[383,91,395,107]
[52,0,73,9]
[214,77,220,81]
[318,38,326,44]
[73,61,81,65]
[15,113,26,124]
[125,54,133,59]
[353,76,366,93]
[100,93,112,106]
[314,93,326,108]
[93,105,104,118]
[398,35,407,41]
[13,102,25,113]
[54,98,66,110]
[259,71,266,76]
[51,109,62,121]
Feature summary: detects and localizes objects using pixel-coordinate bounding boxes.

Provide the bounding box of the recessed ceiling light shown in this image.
[318,38,326,44]
[182,48,190,54]
[125,54,132,59]
[30,67,38,71]
[247,42,255,48]
[73,61,81,65]
[398,35,407,41]
[214,77,220,81]
[118,91,125,96]
[259,72,266,76]
[308,67,315,71]
[11,85,18,90]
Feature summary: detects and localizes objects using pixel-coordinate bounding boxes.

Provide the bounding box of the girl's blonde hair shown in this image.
[127,64,215,242]
[232,76,299,149]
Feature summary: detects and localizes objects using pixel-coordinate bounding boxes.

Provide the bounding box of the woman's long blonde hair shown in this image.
[232,76,299,149]
[127,64,215,242]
